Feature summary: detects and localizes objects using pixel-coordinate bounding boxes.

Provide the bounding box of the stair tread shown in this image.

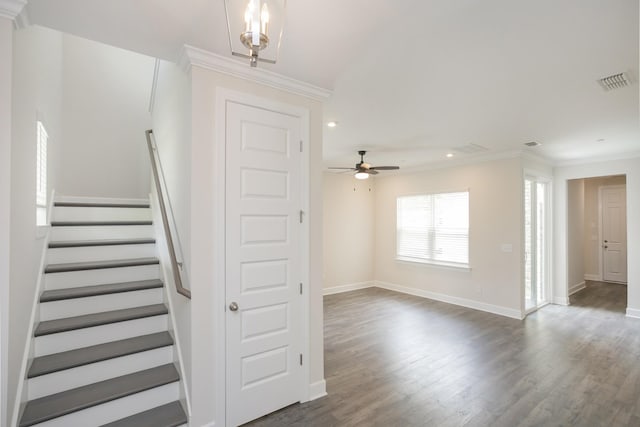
[19,364,179,427]
[49,238,156,248]
[54,202,150,208]
[100,401,187,427]
[44,257,159,273]
[40,279,163,302]
[34,304,168,336]
[51,220,152,226]
[28,332,174,378]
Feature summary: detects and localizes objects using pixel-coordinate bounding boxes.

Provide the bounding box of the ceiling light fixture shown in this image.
[327,121,338,128]
[224,0,286,67]
[446,153,454,158]
[354,171,370,180]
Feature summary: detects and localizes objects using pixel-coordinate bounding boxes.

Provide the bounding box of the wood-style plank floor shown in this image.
[247,281,640,426]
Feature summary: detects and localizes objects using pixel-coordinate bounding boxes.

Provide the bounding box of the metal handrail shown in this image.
[145,129,191,299]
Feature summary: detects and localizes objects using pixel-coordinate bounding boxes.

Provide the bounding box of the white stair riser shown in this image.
[45,265,160,290]
[28,346,174,399]
[52,206,152,222]
[46,244,157,264]
[32,382,179,427]
[50,225,154,241]
[39,288,164,321]
[35,315,168,357]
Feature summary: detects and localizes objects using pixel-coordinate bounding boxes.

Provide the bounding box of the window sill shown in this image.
[396,257,471,272]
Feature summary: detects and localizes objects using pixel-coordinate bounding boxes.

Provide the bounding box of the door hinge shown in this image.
[300,354,303,365]
[300,282,303,294]
[299,140,303,152]
[299,210,304,223]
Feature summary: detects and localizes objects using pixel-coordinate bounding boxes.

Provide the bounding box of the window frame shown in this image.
[396,189,471,270]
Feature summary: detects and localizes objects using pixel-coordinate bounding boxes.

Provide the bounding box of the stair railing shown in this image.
[145,129,191,299]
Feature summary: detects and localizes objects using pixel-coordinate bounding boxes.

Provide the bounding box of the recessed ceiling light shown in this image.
[524,141,541,147]
[446,153,454,158]
[327,121,337,128]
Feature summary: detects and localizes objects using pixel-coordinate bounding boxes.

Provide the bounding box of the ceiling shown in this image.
[23,0,639,170]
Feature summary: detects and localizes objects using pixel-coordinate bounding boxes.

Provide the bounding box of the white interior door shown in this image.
[602,185,627,283]
[225,100,303,426]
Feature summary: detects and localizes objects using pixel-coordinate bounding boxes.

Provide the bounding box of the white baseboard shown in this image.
[584,274,600,281]
[374,281,523,320]
[626,308,640,319]
[308,379,327,401]
[323,281,373,296]
[553,296,570,306]
[569,281,586,296]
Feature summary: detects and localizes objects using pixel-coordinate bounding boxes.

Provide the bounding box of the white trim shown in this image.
[307,380,327,401]
[554,150,640,167]
[584,274,600,281]
[626,308,640,319]
[54,195,149,205]
[553,296,570,306]
[374,280,524,320]
[214,87,312,424]
[569,281,586,296]
[0,0,26,20]
[323,281,374,296]
[180,45,332,102]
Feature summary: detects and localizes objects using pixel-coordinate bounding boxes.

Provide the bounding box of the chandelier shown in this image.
[224,0,286,67]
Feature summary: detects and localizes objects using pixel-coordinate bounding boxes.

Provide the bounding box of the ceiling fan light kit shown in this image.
[224,0,286,67]
[329,150,400,180]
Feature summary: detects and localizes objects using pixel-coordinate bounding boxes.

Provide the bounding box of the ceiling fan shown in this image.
[329,150,400,180]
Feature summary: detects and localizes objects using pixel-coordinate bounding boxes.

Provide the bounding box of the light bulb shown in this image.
[354,172,369,180]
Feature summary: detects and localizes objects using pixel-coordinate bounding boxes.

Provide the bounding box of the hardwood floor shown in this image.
[246,282,640,426]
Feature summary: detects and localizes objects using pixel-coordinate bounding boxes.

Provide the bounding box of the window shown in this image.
[397,191,469,268]
[36,120,48,226]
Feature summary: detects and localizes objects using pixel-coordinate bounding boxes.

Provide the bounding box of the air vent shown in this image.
[524,141,541,147]
[598,72,631,91]
[452,143,489,154]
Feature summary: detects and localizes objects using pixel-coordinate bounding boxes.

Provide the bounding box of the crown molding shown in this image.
[179,44,332,102]
[553,150,640,167]
[0,0,26,20]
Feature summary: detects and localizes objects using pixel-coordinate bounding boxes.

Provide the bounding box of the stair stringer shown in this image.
[149,188,192,420]
[10,190,56,427]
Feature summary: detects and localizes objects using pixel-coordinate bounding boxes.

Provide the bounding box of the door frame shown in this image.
[214,87,311,426]
[598,184,627,283]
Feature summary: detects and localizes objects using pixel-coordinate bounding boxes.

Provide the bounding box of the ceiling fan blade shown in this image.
[367,169,379,175]
[369,166,400,170]
[328,167,357,170]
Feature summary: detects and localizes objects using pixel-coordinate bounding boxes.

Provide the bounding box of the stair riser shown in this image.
[46,244,157,264]
[28,346,174,399]
[28,382,179,427]
[35,315,168,357]
[39,288,164,321]
[50,225,154,242]
[45,265,160,290]
[52,206,152,222]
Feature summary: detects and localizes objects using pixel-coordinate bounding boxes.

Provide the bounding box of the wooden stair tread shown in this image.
[28,332,174,378]
[19,364,179,427]
[54,202,150,208]
[49,238,156,248]
[44,257,159,274]
[100,401,187,427]
[40,279,163,302]
[51,220,152,226]
[34,304,168,336]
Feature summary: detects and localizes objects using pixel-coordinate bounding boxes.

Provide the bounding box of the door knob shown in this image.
[229,302,239,312]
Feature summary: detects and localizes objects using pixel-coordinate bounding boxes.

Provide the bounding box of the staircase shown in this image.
[19,198,188,427]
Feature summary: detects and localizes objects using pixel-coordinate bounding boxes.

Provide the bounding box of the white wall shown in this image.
[583,175,626,279]
[554,157,640,316]
[374,157,523,318]
[323,174,375,291]
[149,59,192,403]
[188,66,325,426]
[0,14,14,427]
[58,34,154,198]
[567,179,585,292]
[9,24,64,425]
